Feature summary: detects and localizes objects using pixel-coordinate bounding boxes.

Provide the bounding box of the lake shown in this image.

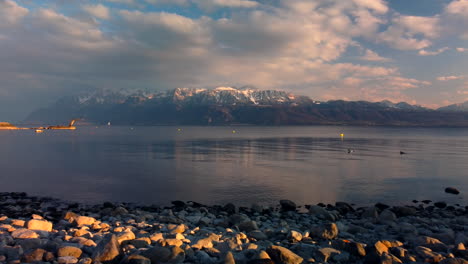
[0,126,467,206]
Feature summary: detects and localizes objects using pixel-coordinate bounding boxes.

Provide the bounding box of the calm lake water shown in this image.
[1,126,467,206]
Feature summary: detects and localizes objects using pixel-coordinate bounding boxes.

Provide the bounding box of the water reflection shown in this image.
[0,126,467,206]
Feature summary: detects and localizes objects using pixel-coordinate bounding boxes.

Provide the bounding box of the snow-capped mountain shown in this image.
[26,87,468,126]
[73,87,314,106]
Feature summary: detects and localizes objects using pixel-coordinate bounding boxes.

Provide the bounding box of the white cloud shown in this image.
[351,0,388,14]
[0,0,28,26]
[456,47,468,52]
[83,4,110,20]
[437,75,465,81]
[360,49,391,62]
[198,0,259,8]
[105,0,135,4]
[377,15,440,50]
[446,0,468,17]
[418,47,449,56]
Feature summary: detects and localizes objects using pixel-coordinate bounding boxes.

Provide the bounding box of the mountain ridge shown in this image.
[25,87,468,126]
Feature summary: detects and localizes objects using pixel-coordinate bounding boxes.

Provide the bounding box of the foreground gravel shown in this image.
[0,192,467,264]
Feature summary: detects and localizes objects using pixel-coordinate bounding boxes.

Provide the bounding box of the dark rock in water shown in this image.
[422,200,432,204]
[393,206,417,217]
[434,202,447,209]
[412,200,419,203]
[317,203,326,207]
[171,200,186,207]
[445,187,460,195]
[375,203,390,211]
[92,234,121,264]
[266,245,303,264]
[224,203,236,215]
[335,202,355,215]
[279,200,296,211]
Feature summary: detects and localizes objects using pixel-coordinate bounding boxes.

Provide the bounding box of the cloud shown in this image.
[360,49,391,62]
[377,15,440,50]
[437,75,465,81]
[446,0,468,17]
[456,47,468,52]
[198,0,259,8]
[0,0,28,26]
[418,47,449,56]
[83,4,111,20]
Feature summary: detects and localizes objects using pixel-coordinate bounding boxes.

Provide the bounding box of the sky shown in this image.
[1,0,468,121]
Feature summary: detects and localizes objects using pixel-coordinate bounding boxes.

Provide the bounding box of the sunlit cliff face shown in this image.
[1,0,468,121]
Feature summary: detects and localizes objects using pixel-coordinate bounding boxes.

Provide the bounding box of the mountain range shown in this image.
[26,87,468,126]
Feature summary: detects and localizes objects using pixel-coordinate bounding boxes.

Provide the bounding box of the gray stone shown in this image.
[266,245,303,264]
[288,230,302,242]
[440,258,468,264]
[58,256,79,264]
[248,230,268,240]
[141,246,171,263]
[310,223,339,240]
[21,248,46,263]
[279,200,296,211]
[445,187,460,195]
[27,219,53,232]
[316,247,341,262]
[238,221,258,232]
[92,234,121,264]
[57,246,82,258]
[11,228,38,239]
[378,209,397,224]
[224,251,236,264]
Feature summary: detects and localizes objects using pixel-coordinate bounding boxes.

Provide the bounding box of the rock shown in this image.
[78,257,92,264]
[380,252,403,264]
[92,234,121,264]
[229,214,250,226]
[58,256,79,264]
[335,202,354,214]
[309,205,336,221]
[440,258,468,264]
[316,247,341,262]
[165,238,183,247]
[10,219,25,227]
[168,246,185,263]
[21,248,46,263]
[248,230,268,240]
[266,245,303,264]
[445,187,460,195]
[310,223,339,240]
[57,246,82,258]
[417,236,448,252]
[378,209,397,224]
[415,246,444,263]
[362,207,379,219]
[168,224,185,234]
[224,251,236,264]
[393,206,417,217]
[11,228,39,239]
[280,200,296,211]
[116,230,136,244]
[141,246,171,263]
[112,206,129,216]
[74,216,96,227]
[26,219,53,232]
[224,203,236,214]
[434,201,447,208]
[374,241,389,255]
[288,230,302,242]
[125,254,151,264]
[238,221,258,232]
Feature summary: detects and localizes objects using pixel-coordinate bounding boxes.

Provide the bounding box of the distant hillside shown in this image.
[26,87,468,126]
[437,101,468,112]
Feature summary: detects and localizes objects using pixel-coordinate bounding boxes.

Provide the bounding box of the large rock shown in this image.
[309,206,337,221]
[316,248,341,262]
[92,234,121,264]
[141,246,171,263]
[125,254,151,264]
[440,258,468,264]
[11,228,39,239]
[310,223,339,240]
[57,246,82,258]
[378,209,397,224]
[445,187,460,195]
[26,219,53,232]
[267,245,303,264]
[238,221,258,232]
[74,216,96,227]
[21,248,47,263]
[279,200,296,211]
[267,246,304,264]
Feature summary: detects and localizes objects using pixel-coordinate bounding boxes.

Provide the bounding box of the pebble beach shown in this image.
[0,192,467,264]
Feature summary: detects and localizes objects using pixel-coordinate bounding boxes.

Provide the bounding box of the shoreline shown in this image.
[0,192,466,264]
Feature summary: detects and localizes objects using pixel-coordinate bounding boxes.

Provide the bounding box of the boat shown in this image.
[35,129,43,133]
[46,120,76,130]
